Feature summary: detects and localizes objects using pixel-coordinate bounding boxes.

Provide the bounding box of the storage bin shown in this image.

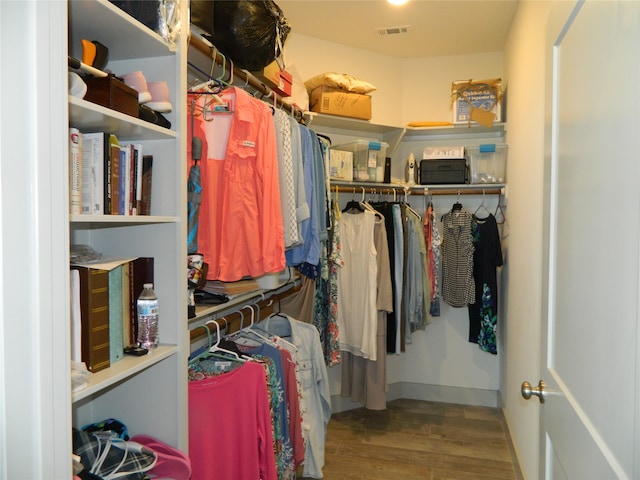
[466,144,507,184]
[331,140,388,182]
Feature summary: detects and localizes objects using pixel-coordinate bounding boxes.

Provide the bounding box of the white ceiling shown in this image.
[277,0,519,58]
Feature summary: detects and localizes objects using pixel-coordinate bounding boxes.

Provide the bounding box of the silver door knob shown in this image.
[521,380,547,403]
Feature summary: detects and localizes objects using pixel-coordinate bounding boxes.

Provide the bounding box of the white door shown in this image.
[526,0,640,478]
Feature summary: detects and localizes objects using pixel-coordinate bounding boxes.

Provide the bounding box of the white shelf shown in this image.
[331,179,505,193]
[67,0,188,452]
[305,112,402,134]
[70,214,178,224]
[69,96,176,140]
[306,112,506,138]
[72,345,178,403]
[190,279,302,324]
[404,122,506,138]
[68,0,175,59]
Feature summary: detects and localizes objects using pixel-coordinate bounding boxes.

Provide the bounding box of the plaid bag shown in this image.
[73,429,157,480]
[82,418,130,441]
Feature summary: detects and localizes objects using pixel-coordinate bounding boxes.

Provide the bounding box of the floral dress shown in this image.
[469,214,503,354]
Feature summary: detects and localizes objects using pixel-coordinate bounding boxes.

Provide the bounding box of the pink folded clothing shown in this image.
[130,434,192,480]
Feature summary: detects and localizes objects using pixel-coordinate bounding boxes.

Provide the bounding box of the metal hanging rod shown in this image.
[188,34,304,121]
[331,184,503,196]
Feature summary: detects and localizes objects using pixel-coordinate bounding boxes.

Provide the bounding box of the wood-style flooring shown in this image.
[305,398,522,480]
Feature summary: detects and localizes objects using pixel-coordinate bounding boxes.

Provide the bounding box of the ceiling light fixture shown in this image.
[387,0,409,5]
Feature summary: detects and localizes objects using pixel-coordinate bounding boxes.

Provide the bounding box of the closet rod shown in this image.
[189,282,302,343]
[188,34,305,121]
[332,185,503,196]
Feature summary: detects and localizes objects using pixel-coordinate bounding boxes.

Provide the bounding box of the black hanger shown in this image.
[452,190,463,211]
[342,199,364,213]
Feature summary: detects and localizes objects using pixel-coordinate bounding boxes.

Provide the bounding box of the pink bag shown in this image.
[130,434,191,480]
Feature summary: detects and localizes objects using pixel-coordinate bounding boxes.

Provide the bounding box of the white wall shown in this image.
[285,33,505,402]
[285,33,403,125]
[501,3,553,478]
[286,33,503,128]
[401,52,504,125]
[1,1,71,477]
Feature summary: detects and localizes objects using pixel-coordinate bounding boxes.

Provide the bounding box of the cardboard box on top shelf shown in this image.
[309,85,372,120]
[452,78,503,127]
[252,61,293,97]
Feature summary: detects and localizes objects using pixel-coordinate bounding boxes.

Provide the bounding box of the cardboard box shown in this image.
[309,86,372,120]
[84,75,139,118]
[253,61,293,97]
[452,78,502,126]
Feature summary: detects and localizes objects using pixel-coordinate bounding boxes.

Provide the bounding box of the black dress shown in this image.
[468,214,503,354]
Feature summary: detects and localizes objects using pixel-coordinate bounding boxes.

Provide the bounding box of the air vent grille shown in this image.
[375,25,410,37]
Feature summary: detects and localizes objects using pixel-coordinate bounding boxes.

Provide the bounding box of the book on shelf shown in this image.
[72,266,111,373]
[69,128,82,215]
[122,262,132,347]
[81,132,108,215]
[108,265,125,364]
[127,257,155,346]
[70,268,82,363]
[139,155,153,215]
[71,131,152,217]
[118,145,128,215]
[133,145,143,215]
[119,143,143,215]
[109,135,120,215]
[70,254,146,354]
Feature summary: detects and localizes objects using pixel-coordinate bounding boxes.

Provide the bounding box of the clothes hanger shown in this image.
[205,319,246,362]
[188,323,213,365]
[245,304,279,345]
[452,190,463,211]
[494,191,507,225]
[399,188,421,219]
[333,186,341,221]
[441,191,465,221]
[263,296,294,340]
[474,189,492,218]
[343,187,365,213]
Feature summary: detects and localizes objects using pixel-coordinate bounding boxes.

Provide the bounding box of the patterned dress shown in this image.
[469,214,503,354]
[441,209,475,308]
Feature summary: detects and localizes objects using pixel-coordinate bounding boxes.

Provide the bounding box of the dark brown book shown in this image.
[73,266,110,372]
[139,155,153,215]
[127,257,154,346]
[110,142,120,215]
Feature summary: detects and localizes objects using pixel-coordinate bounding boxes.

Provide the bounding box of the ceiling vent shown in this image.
[375,25,410,37]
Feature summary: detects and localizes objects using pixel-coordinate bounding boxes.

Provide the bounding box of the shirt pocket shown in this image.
[297,357,313,390]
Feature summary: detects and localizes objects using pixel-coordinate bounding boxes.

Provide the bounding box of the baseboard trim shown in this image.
[331,382,499,413]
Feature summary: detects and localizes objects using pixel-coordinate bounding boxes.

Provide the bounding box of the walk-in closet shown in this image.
[4,1,640,479]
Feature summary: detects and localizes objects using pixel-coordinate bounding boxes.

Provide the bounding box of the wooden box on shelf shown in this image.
[84,75,139,118]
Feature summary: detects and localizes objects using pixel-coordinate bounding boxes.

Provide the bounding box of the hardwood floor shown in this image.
[308,398,522,480]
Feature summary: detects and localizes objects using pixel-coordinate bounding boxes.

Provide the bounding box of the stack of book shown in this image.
[68,128,153,216]
[70,256,154,372]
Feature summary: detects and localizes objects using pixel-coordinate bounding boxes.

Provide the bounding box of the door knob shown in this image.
[521,380,547,403]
